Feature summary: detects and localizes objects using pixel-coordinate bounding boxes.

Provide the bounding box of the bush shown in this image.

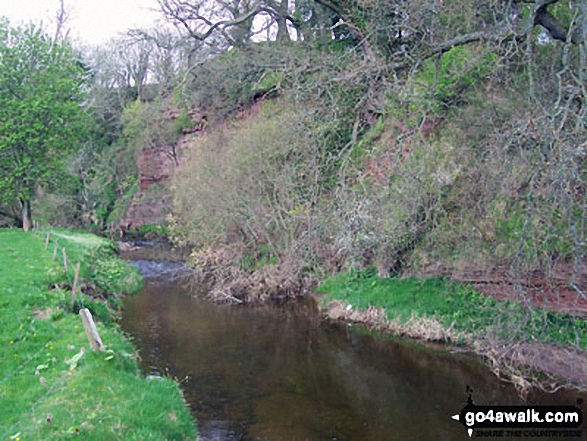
[171,102,322,258]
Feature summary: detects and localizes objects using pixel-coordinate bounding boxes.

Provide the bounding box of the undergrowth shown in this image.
[44,227,142,295]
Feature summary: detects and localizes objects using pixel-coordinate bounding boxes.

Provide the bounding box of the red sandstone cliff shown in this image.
[120,109,205,230]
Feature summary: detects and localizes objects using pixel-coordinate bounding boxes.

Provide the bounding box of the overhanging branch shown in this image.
[519,0,583,44]
[422,0,583,62]
[535,3,581,43]
[158,0,276,46]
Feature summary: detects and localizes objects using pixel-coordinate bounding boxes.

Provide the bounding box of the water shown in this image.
[120,260,585,441]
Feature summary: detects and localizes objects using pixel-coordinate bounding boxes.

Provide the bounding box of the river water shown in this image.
[120,257,585,441]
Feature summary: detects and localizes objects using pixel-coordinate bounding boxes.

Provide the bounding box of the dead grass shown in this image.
[325,300,455,342]
[33,308,54,320]
[324,299,587,394]
[188,246,311,303]
[473,340,587,394]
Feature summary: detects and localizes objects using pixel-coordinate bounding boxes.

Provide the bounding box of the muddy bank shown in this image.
[412,262,587,318]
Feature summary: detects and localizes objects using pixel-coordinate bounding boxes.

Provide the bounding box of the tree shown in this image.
[128,28,178,88]
[157,0,297,48]
[0,20,88,231]
[52,0,72,43]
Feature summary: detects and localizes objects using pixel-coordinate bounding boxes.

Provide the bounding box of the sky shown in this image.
[0,0,162,45]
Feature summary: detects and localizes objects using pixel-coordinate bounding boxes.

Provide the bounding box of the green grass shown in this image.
[317,270,587,348]
[45,227,142,296]
[0,228,197,440]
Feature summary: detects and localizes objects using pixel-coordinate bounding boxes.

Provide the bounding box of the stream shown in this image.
[120,252,585,441]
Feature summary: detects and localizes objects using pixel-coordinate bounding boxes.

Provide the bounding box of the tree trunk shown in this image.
[275,0,291,42]
[580,0,587,81]
[20,199,32,232]
[276,17,290,41]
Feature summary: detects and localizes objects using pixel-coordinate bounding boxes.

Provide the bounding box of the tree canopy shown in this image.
[0,20,88,230]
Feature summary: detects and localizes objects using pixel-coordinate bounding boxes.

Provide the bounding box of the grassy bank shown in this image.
[317,271,587,348]
[0,228,197,440]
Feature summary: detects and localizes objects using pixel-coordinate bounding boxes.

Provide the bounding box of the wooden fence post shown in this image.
[53,240,58,260]
[71,262,81,310]
[62,248,68,276]
[79,308,105,352]
[45,232,50,250]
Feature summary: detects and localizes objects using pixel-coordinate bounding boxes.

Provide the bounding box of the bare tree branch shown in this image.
[53,0,71,42]
[535,4,581,43]
[158,0,275,47]
[422,0,583,61]
[517,0,584,43]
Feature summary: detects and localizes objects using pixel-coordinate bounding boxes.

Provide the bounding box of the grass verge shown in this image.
[317,270,587,348]
[0,228,197,440]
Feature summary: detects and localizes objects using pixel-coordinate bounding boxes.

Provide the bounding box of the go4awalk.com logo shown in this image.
[451,386,584,438]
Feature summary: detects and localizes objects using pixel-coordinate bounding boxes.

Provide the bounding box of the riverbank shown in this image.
[316,271,587,392]
[0,228,197,440]
[180,244,586,392]
[142,237,587,393]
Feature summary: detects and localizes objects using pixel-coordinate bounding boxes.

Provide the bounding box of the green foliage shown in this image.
[492,202,577,262]
[85,96,184,232]
[174,107,195,133]
[436,0,494,38]
[183,43,310,117]
[325,132,456,275]
[252,71,284,97]
[237,245,280,271]
[47,228,142,295]
[90,258,142,295]
[414,45,498,112]
[121,98,182,151]
[184,47,268,114]
[318,271,587,348]
[0,21,89,220]
[106,179,139,226]
[126,223,170,238]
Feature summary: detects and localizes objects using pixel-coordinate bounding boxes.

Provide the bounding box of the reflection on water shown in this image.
[121,278,585,441]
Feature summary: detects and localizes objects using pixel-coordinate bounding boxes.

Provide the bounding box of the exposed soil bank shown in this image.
[412,262,587,318]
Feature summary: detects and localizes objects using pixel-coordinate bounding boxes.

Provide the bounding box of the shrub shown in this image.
[171,102,322,259]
